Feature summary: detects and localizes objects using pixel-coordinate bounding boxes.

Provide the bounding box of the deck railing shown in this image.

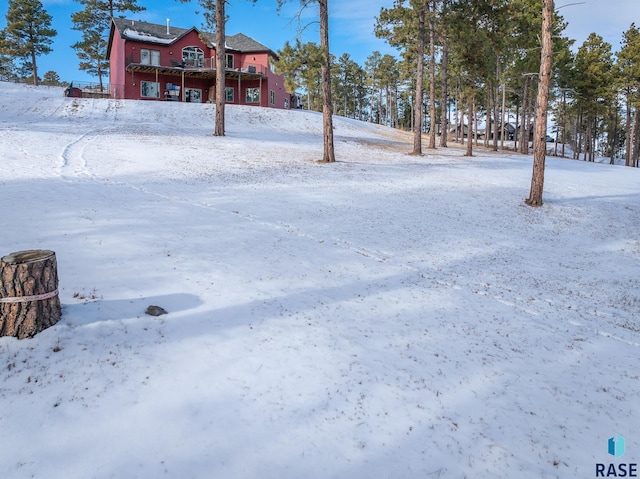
[125,54,268,76]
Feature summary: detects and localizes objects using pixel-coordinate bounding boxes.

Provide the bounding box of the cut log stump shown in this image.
[0,250,62,339]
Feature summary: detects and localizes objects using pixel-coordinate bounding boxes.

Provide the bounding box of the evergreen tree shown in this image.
[376,0,431,155]
[42,70,61,86]
[365,51,384,124]
[438,0,450,147]
[277,0,335,163]
[177,0,259,136]
[525,0,554,207]
[71,0,130,89]
[333,53,368,119]
[617,24,640,167]
[0,0,56,86]
[275,40,323,111]
[0,55,18,82]
[574,33,615,162]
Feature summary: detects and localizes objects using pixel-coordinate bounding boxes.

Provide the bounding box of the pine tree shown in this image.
[178,0,262,136]
[71,0,143,88]
[365,51,384,124]
[0,0,56,86]
[0,55,17,82]
[376,0,431,155]
[275,40,323,111]
[617,24,640,167]
[525,0,553,207]
[277,0,335,163]
[574,33,615,162]
[42,70,61,85]
[333,53,368,119]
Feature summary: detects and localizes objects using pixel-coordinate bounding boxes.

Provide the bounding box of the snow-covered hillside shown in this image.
[1,82,639,478]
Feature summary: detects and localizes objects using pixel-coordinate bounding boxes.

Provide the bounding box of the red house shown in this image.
[106,18,295,108]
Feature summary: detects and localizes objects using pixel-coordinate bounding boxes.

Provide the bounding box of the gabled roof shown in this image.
[112,18,193,45]
[227,33,273,54]
[107,18,276,57]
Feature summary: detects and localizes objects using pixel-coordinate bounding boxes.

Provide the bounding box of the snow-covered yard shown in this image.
[1,82,639,478]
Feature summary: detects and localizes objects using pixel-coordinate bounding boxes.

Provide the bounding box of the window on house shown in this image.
[246,87,260,103]
[225,87,234,102]
[284,98,289,109]
[270,91,275,105]
[141,81,160,98]
[226,54,234,69]
[182,46,204,67]
[185,88,202,103]
[141,49,160,66]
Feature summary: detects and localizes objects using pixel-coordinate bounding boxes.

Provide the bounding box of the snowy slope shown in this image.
[1,82,639,478]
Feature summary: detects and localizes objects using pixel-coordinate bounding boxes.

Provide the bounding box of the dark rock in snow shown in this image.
[145,305,168,317]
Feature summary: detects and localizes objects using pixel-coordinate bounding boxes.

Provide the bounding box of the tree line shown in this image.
[2,0,640,166]
[0,0,144,87]
[277,0,640,167]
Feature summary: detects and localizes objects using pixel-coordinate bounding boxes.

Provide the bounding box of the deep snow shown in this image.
[1,82,639,478]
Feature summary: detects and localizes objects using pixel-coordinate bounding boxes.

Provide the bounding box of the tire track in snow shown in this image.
[58,132,93,179]
[57,126,119,180]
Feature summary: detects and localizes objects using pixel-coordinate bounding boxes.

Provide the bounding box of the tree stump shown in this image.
[0,250,62,339]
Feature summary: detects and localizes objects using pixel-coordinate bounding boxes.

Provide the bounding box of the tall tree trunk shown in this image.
[574,111,582,160]
[319,0,335,163]
[500,82,506,150]
[474,104,479,148]
[411,3,426,155]
[520,77,529,154]
[31,50,38,86]
[440,40,449,147]
[214,1,226,136]
[493,60,500,151]
[610,107,617,165]
[561,90,567,158]
[625,96,632,166]
[484,90,490,148]
[514,98,520,151]
[526,0,553,207]
[428,1,436,149]
[455,99,460,143]
[465,97,473,156]
[632,108,640,167]
[584,116,590,161]
[592,117,598,162]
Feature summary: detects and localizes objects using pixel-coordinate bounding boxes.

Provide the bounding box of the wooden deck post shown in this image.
[0,250,62,339]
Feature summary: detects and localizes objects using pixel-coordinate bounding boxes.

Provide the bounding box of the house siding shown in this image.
[108,20,293,109]
[109,31,127,99]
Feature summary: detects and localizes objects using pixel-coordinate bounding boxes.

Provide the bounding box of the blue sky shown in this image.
[0,0,399,84]
[0,0,638,85]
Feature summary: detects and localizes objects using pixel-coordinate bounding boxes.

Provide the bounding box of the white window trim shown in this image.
[182,46,204,67]
[141,49,160,66]
[185,88,202,103]
[141,81,160,98]
[246,87,260,103]
[225,87,234,103]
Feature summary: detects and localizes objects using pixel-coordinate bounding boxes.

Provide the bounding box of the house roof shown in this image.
[226,33,273,54]
[108,18,276,56]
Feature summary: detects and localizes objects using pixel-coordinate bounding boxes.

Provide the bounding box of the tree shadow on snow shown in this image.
[61,293,202,327]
